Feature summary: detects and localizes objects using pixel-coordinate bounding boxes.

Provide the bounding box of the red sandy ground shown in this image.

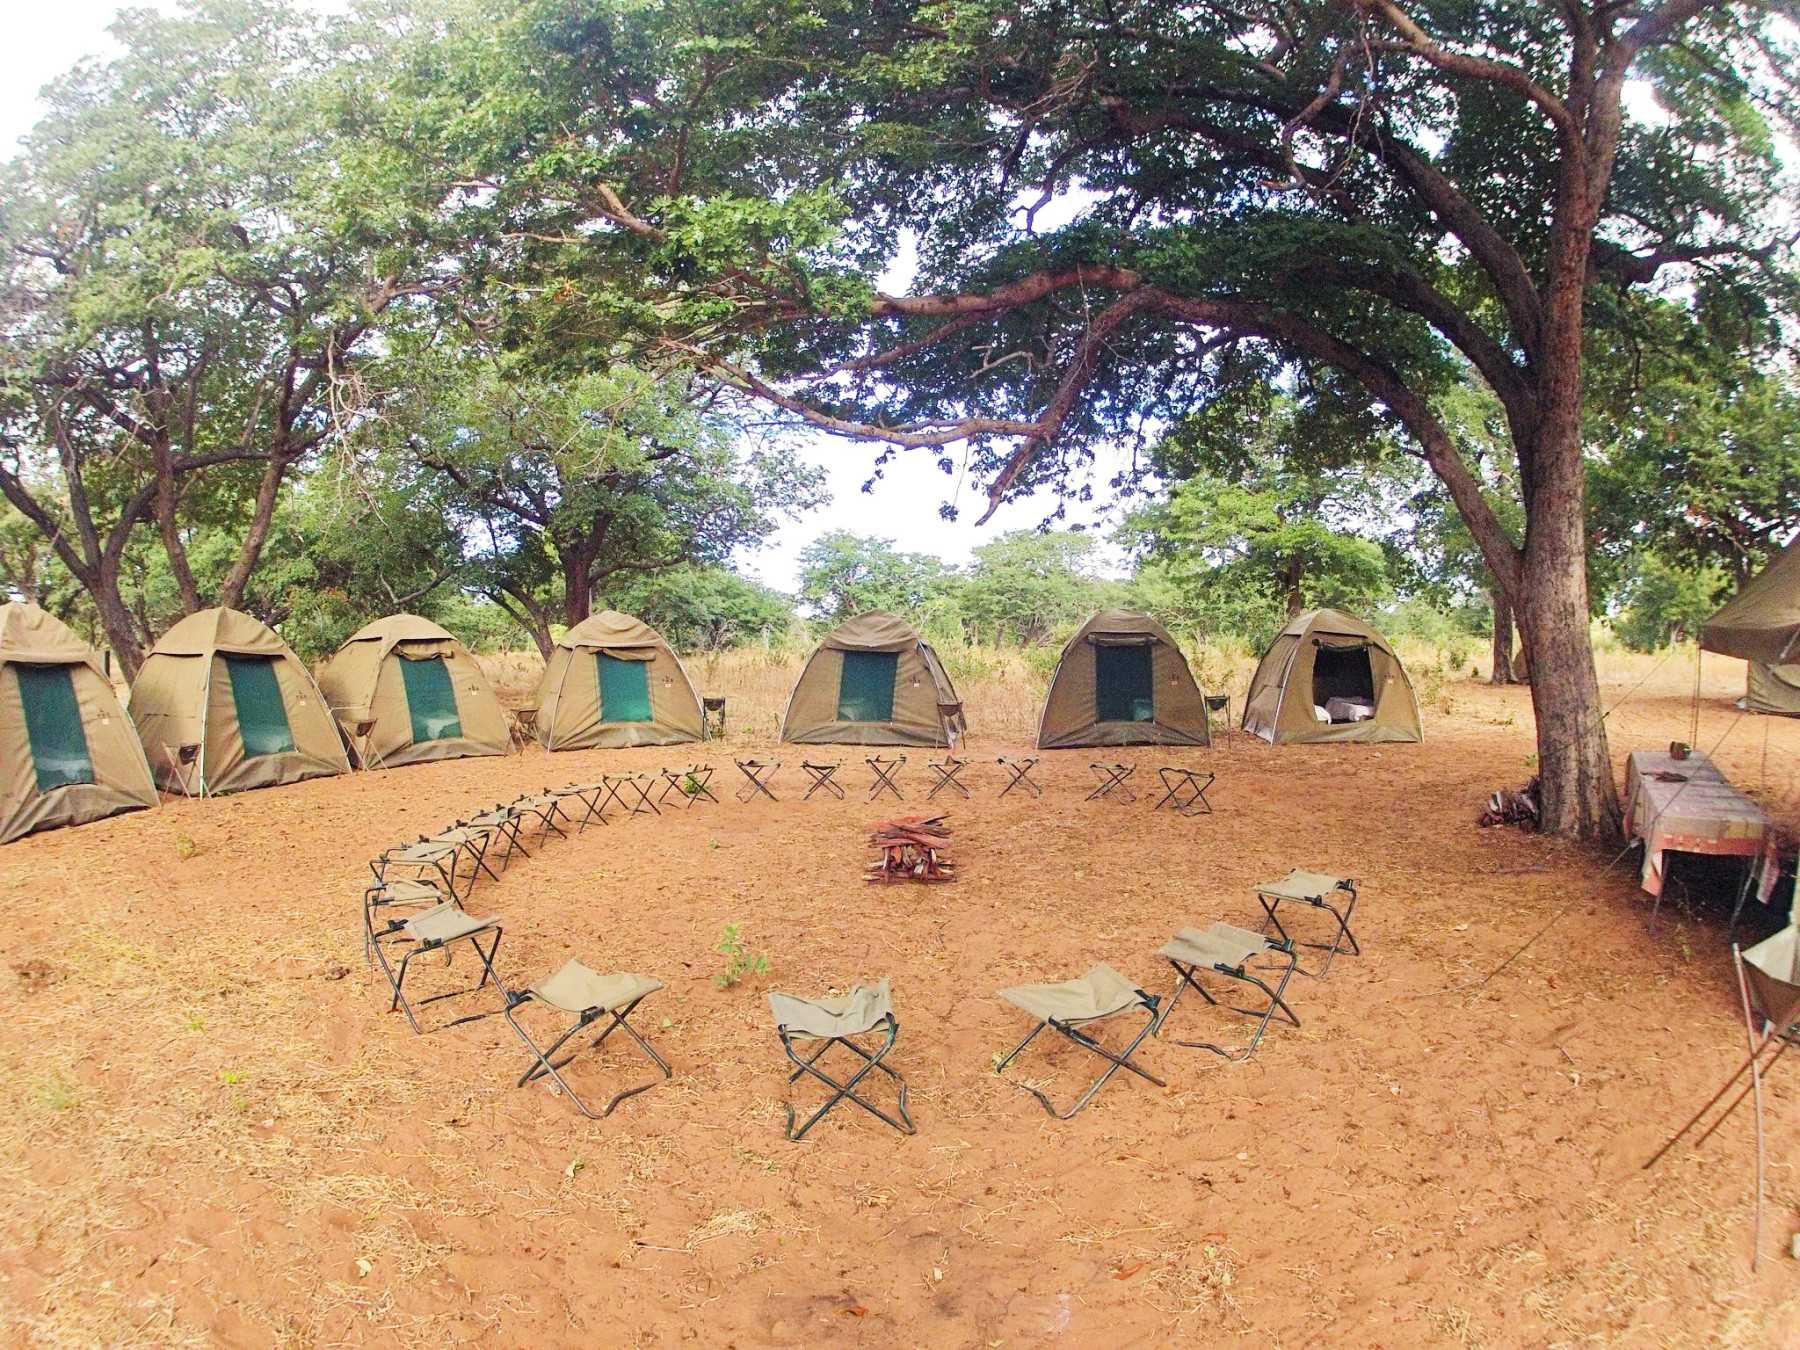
[1,664,1798,1346]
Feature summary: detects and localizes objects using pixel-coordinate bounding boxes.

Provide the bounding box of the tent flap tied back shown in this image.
[1241,608,1422,745]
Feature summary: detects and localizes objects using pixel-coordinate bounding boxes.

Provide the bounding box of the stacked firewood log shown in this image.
[866,814,954,883]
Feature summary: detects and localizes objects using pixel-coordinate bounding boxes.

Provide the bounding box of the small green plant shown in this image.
[715,923,770,988]
[683,773,703,797]
[31,1071,78,1113]
[173,832,199,860]
[220,1069,244,1086]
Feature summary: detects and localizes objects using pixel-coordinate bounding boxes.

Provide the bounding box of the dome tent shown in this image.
[535,611,703,750]
[128,607,350,794]
[780,611,963,747]
[1036,610,1211,749]
[0,602,157,842]
[316,614,510,767]
[1701,538,1800,716]
[1242,608,1422,744]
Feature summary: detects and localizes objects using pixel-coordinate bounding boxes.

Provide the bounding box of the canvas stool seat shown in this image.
[770,980,915,1140]
[362,877,449,961]
[1255,869,1360,977]
[1156,921,1299,1061]
[505,959,671,1118]
[995,963,1164,1119]
[373,838,466,902]
[369,901,507,1034]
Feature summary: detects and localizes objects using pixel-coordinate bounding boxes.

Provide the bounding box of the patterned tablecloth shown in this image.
[1624,750,1780,901]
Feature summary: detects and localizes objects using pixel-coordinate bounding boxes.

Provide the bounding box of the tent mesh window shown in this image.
[597,653,654,723]
[1311,641,1376,714]
[1094,641,1155,722]
[224,655,296,757]
[15,664,96,791]
[399,654,464,743]
[837,649,898,722]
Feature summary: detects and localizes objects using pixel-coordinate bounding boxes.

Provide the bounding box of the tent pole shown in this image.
[1735,947,1768,1272]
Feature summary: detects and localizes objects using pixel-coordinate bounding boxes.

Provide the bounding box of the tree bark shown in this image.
[1490,588,1515,684]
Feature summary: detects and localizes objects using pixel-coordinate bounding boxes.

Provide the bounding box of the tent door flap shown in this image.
[598,653,653,723]
[1094,642,1155,722]
[399,654,464,743]
[16,663,96,791]
[837,649,898,722]
[224,655,296,757]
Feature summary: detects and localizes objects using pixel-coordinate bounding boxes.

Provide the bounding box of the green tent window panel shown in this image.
[399,655,463,743]
[837,649,898,722]
[15,664,95,792]
[224,655,295,757]
[597,653,653,723]
[1095,642,1155,722]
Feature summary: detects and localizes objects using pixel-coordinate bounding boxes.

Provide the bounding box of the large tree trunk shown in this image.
[1515,414,1621,837]
[1490,588,1515,684]
[216,452,290,612]
[93,558,146,680]
[561,545,596,628]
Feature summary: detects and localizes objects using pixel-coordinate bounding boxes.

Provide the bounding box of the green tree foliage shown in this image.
[609,564,797,651]
[0,0,452,672]
[433,0,1799,835]
[1614,554,1732,653]
[796,531,951,621]
[959,531,1106,645]
[372,351,825,655]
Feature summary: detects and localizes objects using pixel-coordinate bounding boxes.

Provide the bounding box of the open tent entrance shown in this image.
[1094,641,1155,722]
[1311,641,1376,720]
[837,649,898,722]
[224,655,296,757]
[399,654,463,743]
[597,653,654,723]
[16,664,96,791]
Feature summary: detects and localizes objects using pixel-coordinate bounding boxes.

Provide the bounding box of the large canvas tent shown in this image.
[535,610,703,750]
[1037,610,1210,748]
[0,602,157,842]
[128,607,350,794]
[1701,538,1800,716]
[781,612,963,747]
[1242,608,1422,744]
[317,614,509,767]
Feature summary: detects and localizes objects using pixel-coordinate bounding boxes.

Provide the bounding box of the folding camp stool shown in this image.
[163,742,203,798]
[735,758,781,801]
[601,772,660,817]
[507,708,538,753]
[770,980,915,1141]
[702,696,727,740]
[511,790,574,845]
[431,824,504,894]
[1153,767,1216,817]
[997,756,1041,798]
[505,960,670,1118]
[342,718,385,772]
[548,782,609,832]
[657,765,718,809]
[372,837,466,903]
[1155,922,1299,1061]
[466,804,533,867]
[1254,870,1360,978]
[1087,762,1138,802]
[866,754,906,802]
[1204,695,1231,750]
[996,964,1165,1119]
[927,756,970,800]
[362,878,449,963]
[370,902,508,1034]
[800,760,844,800]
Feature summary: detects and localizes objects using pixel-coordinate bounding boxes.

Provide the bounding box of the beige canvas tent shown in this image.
[0,602,157,842]
[316,614,510,767]
[1242,608,1422,744]
[780,611,963,747]
[1701,538,1800,716]
[128,607,350,794]
[536,611,703,750]
[1037,610,1211,748]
